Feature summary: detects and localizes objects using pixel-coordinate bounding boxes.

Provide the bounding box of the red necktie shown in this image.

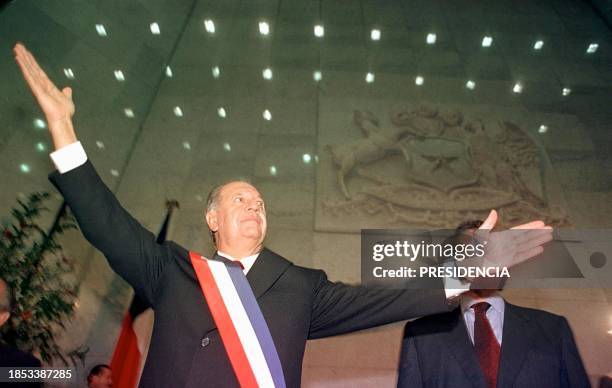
[473,302,500,388]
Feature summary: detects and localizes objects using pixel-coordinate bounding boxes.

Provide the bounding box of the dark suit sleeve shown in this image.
[49,161,171,305]
[559,317,591,388]
[308,270,451,338]
[397,324,424,388]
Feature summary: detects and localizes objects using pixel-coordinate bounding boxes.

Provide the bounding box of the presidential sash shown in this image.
[189,252,286,388]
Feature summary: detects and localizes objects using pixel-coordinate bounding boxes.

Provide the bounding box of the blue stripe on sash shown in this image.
[226,265,287,388]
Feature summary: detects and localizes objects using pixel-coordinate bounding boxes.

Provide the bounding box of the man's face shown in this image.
[206,181,267,250]
[88,367,113,388]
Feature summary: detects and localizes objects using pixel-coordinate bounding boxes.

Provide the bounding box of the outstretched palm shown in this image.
[14,43,75,126]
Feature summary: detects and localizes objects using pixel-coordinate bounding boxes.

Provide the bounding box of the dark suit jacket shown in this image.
[50,161,453,388]
[397,302,591,388]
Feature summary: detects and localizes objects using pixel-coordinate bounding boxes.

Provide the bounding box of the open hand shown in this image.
[14,43,77,149]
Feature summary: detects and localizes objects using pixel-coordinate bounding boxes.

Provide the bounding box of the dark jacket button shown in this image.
[201,337,210,348]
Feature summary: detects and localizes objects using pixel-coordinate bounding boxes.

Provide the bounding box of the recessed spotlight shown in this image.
[482,36,493,47]
[262,68,273,80]
[35,142,46,152]
[415,76,424,86]
[33,118,46,129]
[96,140,105,149]
[217,107,227,118]
[212,66,220,78]
[19,163,30,173]
[204,19,215,34]
[371,29,381,41]
[562,87,571,96]
[223,142,231,152]
[365,72,375,83]
[313,70,322,82]
[110,169,119,177]
[302,153,312,164]
[466,80,476,90]
[150,22,160,35]
[63,68,75,79]
[262,109,272,121]
[124,108,135,118]
[269,165,278,176]
[173,106,183,117]
[95,24,107,37]
[259,21,270,36]
[182,141,191,150]
[512,83,523,93]
[114,70,125,82]
[426,33,437,45]
[533,40,544,50]
[314,24,324,38]
[538,124,548,134]
[586,43,598,54]
[165,66,173,77]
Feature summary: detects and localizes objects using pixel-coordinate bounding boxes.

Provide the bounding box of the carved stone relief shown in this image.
[317,103,569,231]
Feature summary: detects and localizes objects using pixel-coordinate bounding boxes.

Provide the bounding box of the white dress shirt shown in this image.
[461,292,505,345]
[50,141,469,298]
[217,251,258,275]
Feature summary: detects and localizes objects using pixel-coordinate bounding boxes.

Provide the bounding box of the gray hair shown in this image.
[0,278,12,312]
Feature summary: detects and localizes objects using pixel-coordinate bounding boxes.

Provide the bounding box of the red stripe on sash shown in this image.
[189,252,259,388]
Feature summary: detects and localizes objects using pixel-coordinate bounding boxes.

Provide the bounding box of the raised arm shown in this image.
[14,43,171,305]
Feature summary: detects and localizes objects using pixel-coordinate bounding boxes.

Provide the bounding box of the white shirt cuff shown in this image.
[49,141,88,173]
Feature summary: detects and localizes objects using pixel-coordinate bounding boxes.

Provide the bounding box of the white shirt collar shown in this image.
[460,291,505,315]
[217,251,260,274]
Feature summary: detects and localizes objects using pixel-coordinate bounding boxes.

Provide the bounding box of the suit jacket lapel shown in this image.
[246,248,292,299]
[443,309,487,388]
[497,303,535,388]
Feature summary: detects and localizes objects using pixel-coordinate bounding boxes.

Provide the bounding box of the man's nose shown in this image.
[246,200,259,212]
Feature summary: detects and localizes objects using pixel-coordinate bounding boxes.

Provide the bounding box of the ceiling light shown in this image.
[124,108,135,118]
[365,72,375,83]
[204,19,215,34]
[182,141,191,150]
[302,153,312,164]
[313,70,322,82]
[95,24,107,37]
[19,163,30,173]
[259,21,270,35]
[586,43,598,54]
[262,68,273,80]
[371,29,381,41]
[263,109,272,121]
[466,80,476,90]
[314,24,324,38]
[223,142,231,152]
[96,140,105,149]
[217,107,227,118]
[415,76,424,86]
[426,33,437,44]
[35,142,46,152]
[110,169,119,177]
[114,70,125,82]
[538,124,548,134]
[269,165,277,176]
[63,68,75,79]
[173,106,183,117]
[512,82,523,93]
[562,87,571,96]
[482,36,493,47]
[212,66,220,78]
[150,22,160,35]
[533,40,544,50]
[33,118,46,129]
[165,66,173,77]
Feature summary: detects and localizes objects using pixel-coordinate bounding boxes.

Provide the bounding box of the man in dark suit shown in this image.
[397,222,590,388]
[14,43,553,387]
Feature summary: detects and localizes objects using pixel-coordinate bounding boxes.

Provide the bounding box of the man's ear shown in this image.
[205,210,218,232]
[0,311,10,327]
